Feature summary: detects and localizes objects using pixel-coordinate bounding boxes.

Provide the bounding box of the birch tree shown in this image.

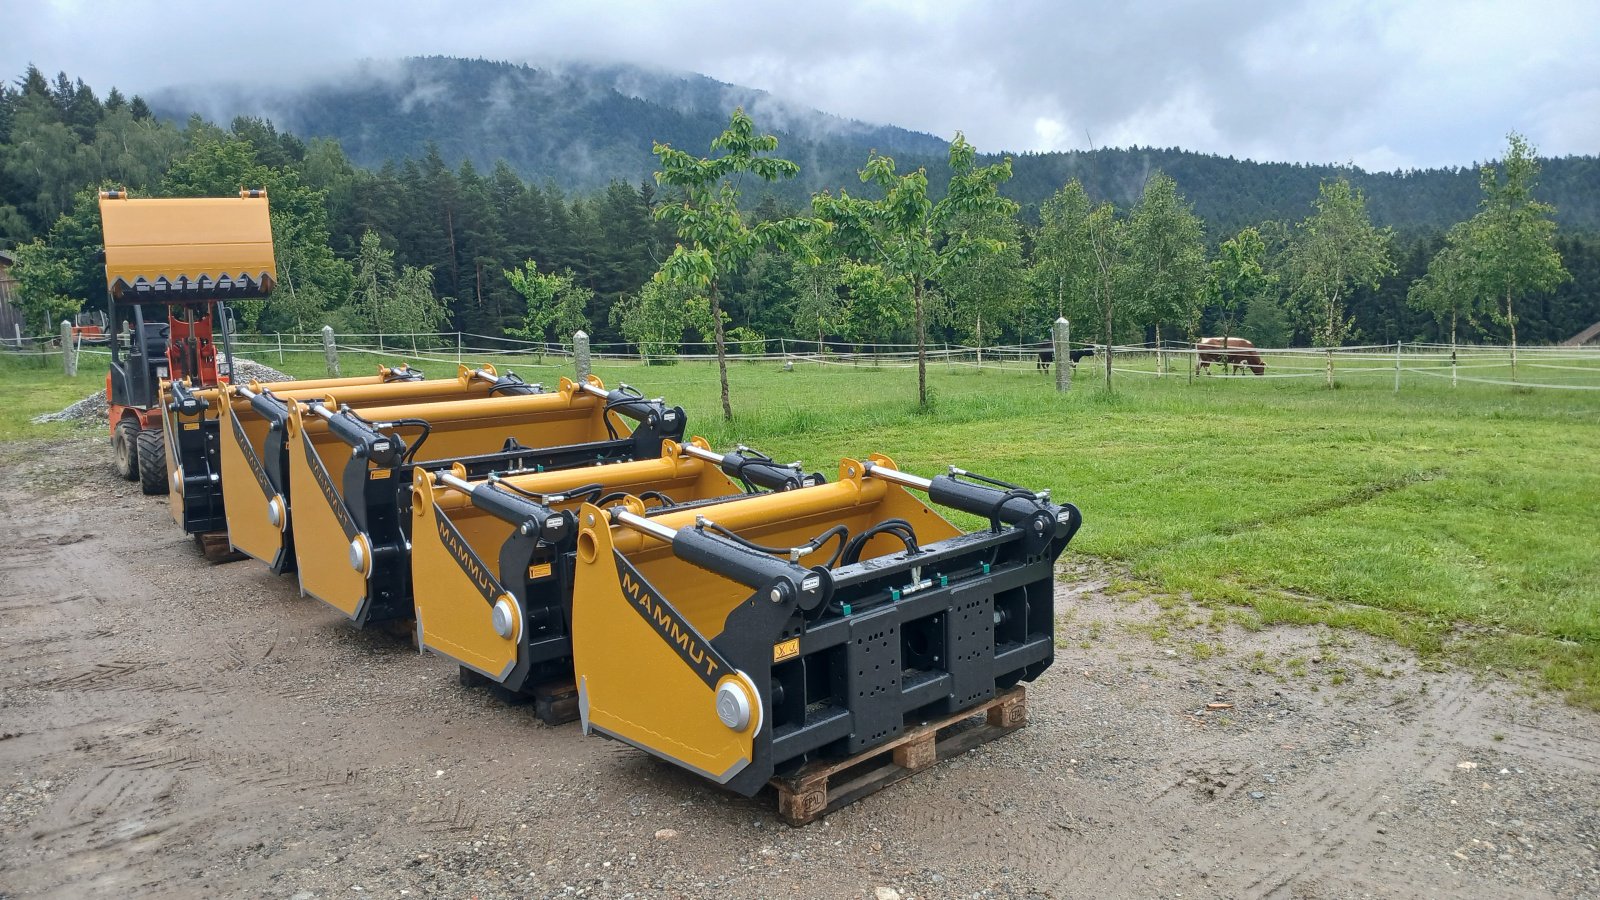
[1285,178,1394,386]
[1456,132,1569,380]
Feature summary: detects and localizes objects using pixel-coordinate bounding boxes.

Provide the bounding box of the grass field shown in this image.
[5,345,1598,706]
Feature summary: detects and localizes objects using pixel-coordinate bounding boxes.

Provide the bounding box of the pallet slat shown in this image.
[771,686,1027,826]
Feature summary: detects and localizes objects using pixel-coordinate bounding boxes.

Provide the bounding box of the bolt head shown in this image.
[492,598,516,638]
[715,681,752,730]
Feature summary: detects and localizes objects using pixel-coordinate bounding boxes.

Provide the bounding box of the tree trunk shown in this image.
[1322,297,1332,388]
[444,207,460,298]
[1507,289,1518,383]
[712,285,733,420]
[915,281,928,407]
[1450,313,1458,388]
[1103,288,1114,390]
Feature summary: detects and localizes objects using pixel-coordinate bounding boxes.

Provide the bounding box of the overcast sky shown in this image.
[7,0,1597,170]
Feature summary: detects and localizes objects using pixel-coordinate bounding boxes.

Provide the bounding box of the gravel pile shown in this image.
[32,392,109,424]
[230,357,294,385]
[31,358,292,425]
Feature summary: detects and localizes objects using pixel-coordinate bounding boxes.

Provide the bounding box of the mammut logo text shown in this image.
[231,412,274,499]
[614,553,731,689]
[434,509,503,606]
[303,430,357,539]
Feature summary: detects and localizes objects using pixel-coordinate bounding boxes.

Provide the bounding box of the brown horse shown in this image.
[1195,337,1266,375]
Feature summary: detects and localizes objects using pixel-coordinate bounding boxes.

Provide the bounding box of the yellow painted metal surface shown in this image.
[289,377,622,620]
[572,508,759,782]
[218,366,500,568]
[217,389,287,564]
[601,458,957,639]
[286,401,369,618]
[410,439,743,684]
[310,378,613,464]
[570,457,960,776]
[234,364,492,405]
[99,192,276,295]
[410,473,522,680]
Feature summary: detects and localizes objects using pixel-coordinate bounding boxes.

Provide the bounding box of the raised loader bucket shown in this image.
[287,377,686,626]
[571,455,1081,797]
[410,438,824,695]
[219,364,536,572]
[170,368,425,538]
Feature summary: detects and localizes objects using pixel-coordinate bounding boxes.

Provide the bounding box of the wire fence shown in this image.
[8,328,1600,392]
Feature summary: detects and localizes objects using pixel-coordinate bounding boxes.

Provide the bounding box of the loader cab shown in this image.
[106,298,233,412]
[108,308,175,412]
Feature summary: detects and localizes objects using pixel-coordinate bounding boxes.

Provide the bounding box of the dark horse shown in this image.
[1195,337,1266,375]
[1037,347,1096,371]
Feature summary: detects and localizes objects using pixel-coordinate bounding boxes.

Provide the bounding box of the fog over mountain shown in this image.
[145,56,1600,235]
[9,0,1596,171]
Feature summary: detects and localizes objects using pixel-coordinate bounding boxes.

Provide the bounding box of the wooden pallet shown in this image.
[194,531,246,563]
[456,667,579,726]
[770,686,1027,826]
[531,679,580,725]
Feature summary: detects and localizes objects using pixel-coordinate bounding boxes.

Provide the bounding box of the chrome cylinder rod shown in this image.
[610,507,677,543]
[677,443,721,464]
[437,471,476,496]
[861,461,933,491]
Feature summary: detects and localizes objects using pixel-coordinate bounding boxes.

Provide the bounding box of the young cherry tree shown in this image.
[652,108,806,420]
[504,260,591,351]
[813,134,1018,407]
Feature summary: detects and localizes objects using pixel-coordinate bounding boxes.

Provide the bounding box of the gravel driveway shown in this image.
[1,434,1596,899]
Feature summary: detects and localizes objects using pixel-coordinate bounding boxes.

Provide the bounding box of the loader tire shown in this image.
[136,428,168,495]
[112,420,139,481]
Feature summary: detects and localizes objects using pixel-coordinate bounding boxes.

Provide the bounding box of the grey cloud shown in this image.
[5,0,1596,168]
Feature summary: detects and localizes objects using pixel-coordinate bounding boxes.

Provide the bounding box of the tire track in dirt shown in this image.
[4,437,1598,899]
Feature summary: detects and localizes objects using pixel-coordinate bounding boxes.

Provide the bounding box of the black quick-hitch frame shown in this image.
[315,391,688,625]
[163,379,227,533]
[439,442,826,692]
[613,465,1081,797]
[227,365,432,572]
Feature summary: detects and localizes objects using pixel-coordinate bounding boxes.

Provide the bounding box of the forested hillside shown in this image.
[149,57,1600,235]
[150,57,949,200]
[3,63,1597,357]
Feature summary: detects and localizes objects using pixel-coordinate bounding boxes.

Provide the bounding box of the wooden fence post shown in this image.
[1053,317,1071,393]
[1394,341,1402,393]
[322,325,340,377]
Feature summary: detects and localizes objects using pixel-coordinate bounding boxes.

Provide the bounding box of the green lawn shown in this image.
[6,345,1599,705]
